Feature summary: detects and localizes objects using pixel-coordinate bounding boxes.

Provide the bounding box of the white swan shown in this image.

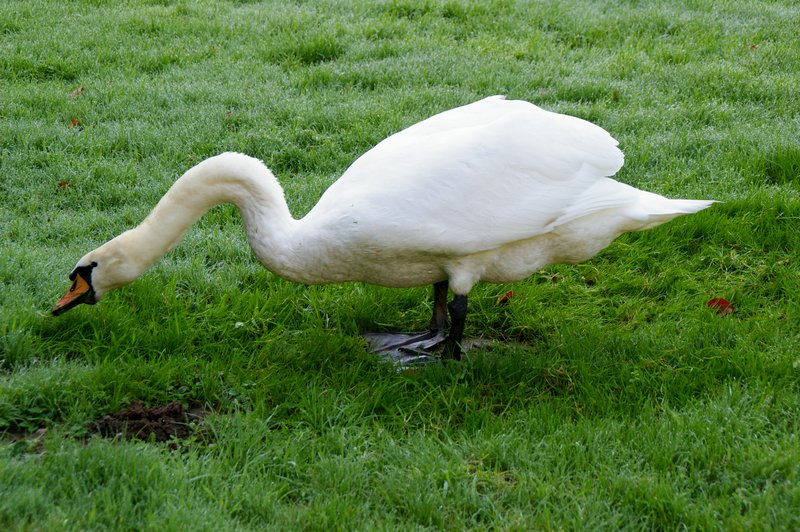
[52,96,713,362]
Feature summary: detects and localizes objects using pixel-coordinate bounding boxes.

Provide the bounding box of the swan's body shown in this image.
[53,96,714,361]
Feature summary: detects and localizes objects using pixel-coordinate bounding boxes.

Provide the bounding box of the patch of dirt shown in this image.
[88,401,205,443]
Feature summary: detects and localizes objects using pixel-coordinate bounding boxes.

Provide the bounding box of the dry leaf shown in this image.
[496,290,514,306]
[68,86,85,97]
[57,181,72,189]
[69,118,79,127]
[707,297,734,315]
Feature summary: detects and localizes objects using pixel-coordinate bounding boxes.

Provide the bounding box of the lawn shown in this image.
[2,0,800,529]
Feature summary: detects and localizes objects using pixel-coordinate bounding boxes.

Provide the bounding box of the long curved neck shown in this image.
[112,152,304,281]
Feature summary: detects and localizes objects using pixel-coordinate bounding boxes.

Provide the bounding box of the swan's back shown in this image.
[305,96,710,264]
[333,96,624,191]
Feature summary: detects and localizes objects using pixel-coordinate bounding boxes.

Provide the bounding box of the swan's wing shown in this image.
[310,98,625,255]
[380,95,513,140]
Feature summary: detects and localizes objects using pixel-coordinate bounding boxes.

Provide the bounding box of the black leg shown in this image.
[442,294,468,360]
[429,280,449,332]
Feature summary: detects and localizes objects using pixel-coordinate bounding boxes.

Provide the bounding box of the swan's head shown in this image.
[52,235,142,316]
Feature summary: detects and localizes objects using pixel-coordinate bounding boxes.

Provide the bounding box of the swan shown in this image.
[52,96,713,363]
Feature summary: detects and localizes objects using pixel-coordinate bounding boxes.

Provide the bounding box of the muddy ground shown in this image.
[88,401,205,442]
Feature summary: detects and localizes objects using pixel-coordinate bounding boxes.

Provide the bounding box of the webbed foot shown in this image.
[362,329,447,366]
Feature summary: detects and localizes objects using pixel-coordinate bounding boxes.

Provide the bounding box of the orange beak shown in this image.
[52,272,95,316]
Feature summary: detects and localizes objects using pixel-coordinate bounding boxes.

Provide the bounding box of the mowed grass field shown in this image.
[2,0,800,528]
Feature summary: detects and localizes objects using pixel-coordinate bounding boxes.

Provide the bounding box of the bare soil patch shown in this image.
[88,401,205,443]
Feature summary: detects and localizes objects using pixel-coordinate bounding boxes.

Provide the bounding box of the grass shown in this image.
[2,0,800,528]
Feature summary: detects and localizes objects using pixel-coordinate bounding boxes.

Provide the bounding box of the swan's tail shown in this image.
[633,192,716,230]
[552,178,716,231]
[654,198,717,213]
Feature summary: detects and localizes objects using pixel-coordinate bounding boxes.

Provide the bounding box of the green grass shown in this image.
[2,0,800,528]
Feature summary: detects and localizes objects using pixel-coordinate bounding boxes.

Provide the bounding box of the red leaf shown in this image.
[496,290,514,306]
[707,298,734,315]
[69,118,79,127]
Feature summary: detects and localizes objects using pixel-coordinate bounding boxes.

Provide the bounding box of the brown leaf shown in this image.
[68,86,85,97]
[496,290,514,306]
[707,297,734,315]
[57,181,72,189]
[69,118,79,127]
